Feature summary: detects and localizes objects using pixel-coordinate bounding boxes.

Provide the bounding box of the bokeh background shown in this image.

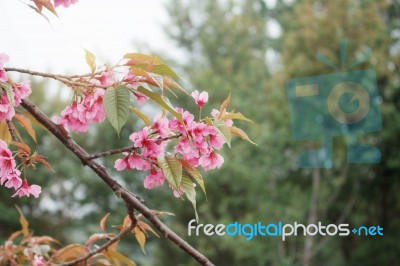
[1,0,399,265]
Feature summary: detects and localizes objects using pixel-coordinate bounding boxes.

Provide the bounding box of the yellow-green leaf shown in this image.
[0,121,11,144]
[230,126,258,145]
[179,159,206,197]
[129,106,151,126]
[104,86,130,135]
[134,228,147,254]
[84,49,96,73]
[157,155,182,190]
[124,53,163,65]
[53,244,88,263]
[137,86,182,123]
[181,175,198,222]
[15,206,29,237]
[223,112,254,123]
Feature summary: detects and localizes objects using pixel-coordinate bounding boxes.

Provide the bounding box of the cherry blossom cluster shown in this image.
[53,71,148,132]
[114,91,228,192]
[0,140,41,198]
[54,88,106,132]
[0,53,32,122]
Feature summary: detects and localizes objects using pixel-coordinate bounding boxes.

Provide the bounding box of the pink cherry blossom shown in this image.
[13,81,32,106]
[0,53,9,65]
[191,90,208,109]
[12,179,42,198]
[2,169,22,190]
[78,89,106,123]
[199,152,224,171]
[124,72,140,90]
[0,139,16,175]
[114,157,128,171]
[0,53,9,82]
[144,169,165,189]
[133,92,148,105]
[127,154,151,171]
[53,0,78,8]
[114,153,151,171]
[54,102,89,132]
[0,94,15,121]
[33,255,46,266]
[152,116,170,138]
[209,132,225,150]
[93,71,115,87]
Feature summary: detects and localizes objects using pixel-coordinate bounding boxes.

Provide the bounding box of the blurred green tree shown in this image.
[155,0,400,265]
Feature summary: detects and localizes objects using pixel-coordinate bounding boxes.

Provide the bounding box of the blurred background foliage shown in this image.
[1,0,399,265]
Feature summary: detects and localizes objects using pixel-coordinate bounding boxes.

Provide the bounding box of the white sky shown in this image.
[0,0,179,74]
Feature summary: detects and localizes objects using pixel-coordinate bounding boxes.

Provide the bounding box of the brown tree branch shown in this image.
[20,98,214,266]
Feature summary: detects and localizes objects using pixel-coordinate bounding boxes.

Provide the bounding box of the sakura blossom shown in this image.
[12,179,42,198]
[191,90,208,109]
[144,168,165,189]
[53,0,79,8]
[54,88,105,132]
[0,53,9,82]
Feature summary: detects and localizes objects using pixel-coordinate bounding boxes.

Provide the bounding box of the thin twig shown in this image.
[60,210,138,266]
[87,134,182,160]
[4,67,108,88]
[88,146,137,160]
[20,98,214,266]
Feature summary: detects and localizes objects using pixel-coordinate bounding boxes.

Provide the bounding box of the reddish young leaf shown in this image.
[11,141,31,155]
[219,93,231,118]
[100,213,111,232]
[85,233,114,246]
[33,0,58,17]
[13,114,37,142]
[33,155,55,172]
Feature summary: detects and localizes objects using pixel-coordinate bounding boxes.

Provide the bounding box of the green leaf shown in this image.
[223,112,254,123]
[124,53,163,65]
[84,49,96,73]
[0,121,11,144]
[137,86,182,123]
[104,86,130,135]
[152,64,178,78]
[230,126,258,146]
[179,159,206,197]
[213,119,232,148]
[181,175,198,222]
[129,106,151,127]
[1,82,15,106]
[157,155,182,190]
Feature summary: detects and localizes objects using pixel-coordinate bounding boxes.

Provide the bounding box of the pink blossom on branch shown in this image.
[53,0,78,8]
[0,53,9,82]
[191,90,208,109]
[144,168,165,189]
[54,88,105,132]
[12,179,42,198]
